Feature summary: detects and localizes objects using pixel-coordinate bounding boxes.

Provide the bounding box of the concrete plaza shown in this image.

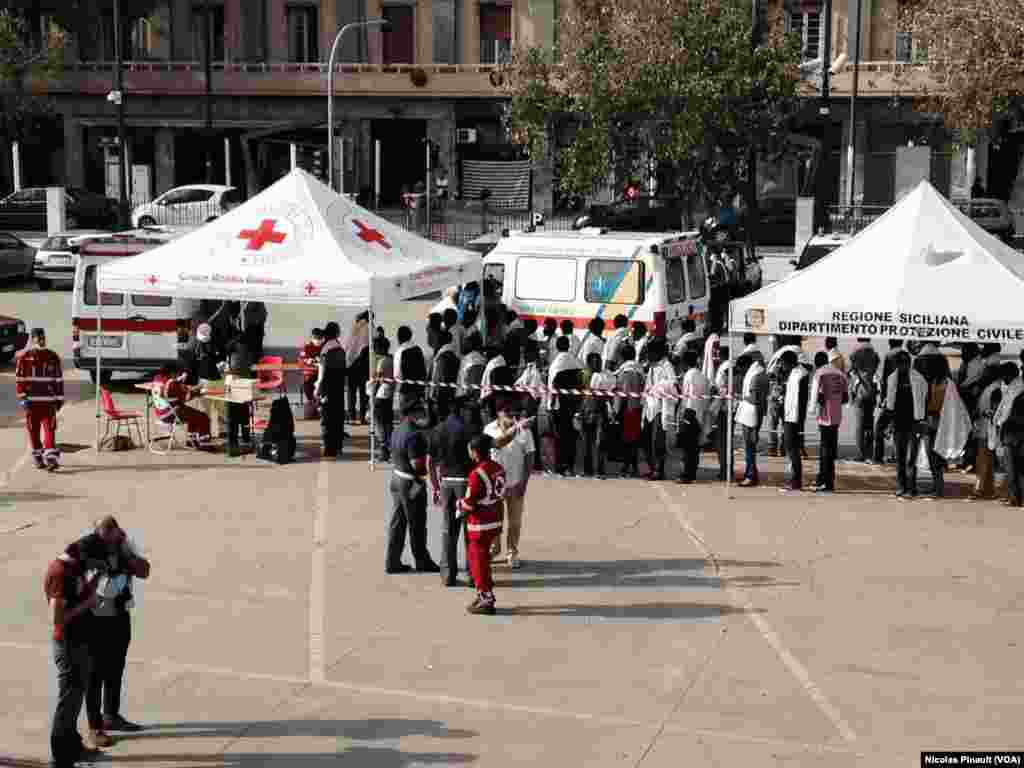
[0,383,1022,767]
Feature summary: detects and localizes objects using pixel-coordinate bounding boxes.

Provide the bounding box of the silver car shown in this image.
[0,231,34,281]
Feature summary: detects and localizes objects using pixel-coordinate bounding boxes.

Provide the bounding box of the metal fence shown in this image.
[379,205,578,247]
[827,205,889,234]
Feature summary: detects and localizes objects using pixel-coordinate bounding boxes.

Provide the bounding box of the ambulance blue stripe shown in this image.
[593,263,634,319]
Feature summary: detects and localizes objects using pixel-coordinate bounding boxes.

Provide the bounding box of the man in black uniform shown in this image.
[427,394,482,586]
[315,321,347,458]
[387,399,441,574]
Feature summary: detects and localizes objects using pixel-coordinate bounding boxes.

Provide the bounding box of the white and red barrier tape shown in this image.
[368,377,737,403]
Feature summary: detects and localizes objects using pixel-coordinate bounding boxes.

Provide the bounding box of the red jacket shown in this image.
[300,342,322,382]
[152,372,189,421]
[458,459,506,539]
[15,348,63,405]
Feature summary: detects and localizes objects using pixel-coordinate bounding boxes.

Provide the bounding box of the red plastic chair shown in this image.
[100,387,145,449]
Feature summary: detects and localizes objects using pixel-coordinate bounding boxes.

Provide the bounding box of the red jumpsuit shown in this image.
[458,459,506,596]
[15,347,63,468]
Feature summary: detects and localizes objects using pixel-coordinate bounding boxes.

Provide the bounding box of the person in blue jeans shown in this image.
[737,349,769,487]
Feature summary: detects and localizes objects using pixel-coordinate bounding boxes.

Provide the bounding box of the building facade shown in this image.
[21,0,558,208]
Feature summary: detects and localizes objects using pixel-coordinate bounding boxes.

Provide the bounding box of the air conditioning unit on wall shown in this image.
[456,128,478,145]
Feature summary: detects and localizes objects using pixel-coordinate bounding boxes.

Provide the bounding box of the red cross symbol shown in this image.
[352,219,390,250]
[146,275,158,286]
[304,281,317,296]
[238,219,287,251]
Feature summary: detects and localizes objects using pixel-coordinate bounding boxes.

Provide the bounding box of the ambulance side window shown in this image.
[585,260,645,305]
[685,251,707,300]
[132,294,173,307]
[665,258,685,304]
[83,265,124,306]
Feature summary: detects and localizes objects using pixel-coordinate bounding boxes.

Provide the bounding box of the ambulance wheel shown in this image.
[138,216,156,227]
[89,370,113,386]
[0,351,13,364]
[36,278,52,290]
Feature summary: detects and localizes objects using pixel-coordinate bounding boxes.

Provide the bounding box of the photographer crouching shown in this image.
[80,516,151,745]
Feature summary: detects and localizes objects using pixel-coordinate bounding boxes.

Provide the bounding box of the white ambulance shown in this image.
[72,231,198,384]
[481,229,710,342]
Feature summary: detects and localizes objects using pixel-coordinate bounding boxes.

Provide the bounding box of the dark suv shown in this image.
[0,187,117,230]
[573,196,684,231]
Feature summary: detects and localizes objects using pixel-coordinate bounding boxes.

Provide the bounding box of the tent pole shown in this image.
[95,298,103,452]
[368,295,375,469]
[726,305,734,500]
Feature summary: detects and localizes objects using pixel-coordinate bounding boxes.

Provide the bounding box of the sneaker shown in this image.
[34,459,46,470]
[416,561,441,573]
[507,553,521,569]
[385,563,413,574]
[467,597,496,615]
[103,715,143,732]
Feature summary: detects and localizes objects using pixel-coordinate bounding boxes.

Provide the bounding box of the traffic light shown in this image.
[309,149,326,181]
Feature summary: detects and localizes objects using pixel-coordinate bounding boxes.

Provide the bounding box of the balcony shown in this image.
[31,60,507,99]
[798,60,944,98]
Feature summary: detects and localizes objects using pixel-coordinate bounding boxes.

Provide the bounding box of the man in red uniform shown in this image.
[151,363,211,446]
[16,327,64,471]
[457,433,506,615]
[300,327,324,420]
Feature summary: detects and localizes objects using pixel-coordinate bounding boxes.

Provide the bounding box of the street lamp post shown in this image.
[328,19,389,193]
[113,0,129,229]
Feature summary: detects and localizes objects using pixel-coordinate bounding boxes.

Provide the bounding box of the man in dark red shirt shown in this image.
[45,540,103,765]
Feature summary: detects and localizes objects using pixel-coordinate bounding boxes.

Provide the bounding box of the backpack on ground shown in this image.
[258,396,296,464]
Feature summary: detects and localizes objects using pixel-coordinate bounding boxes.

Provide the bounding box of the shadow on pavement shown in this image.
[496,557,792,591]
[115,718,476,742]
[81,718,479,766]
[500,601,755,621]
[88,747,477,766]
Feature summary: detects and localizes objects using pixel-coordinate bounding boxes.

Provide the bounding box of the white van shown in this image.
[72,232,198,383]
[482,229,710,342]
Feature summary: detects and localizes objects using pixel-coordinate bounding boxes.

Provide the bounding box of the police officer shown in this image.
[427,394,482,587]
[15,327,64,470]
[315,321,347,458]
[386,399,441,574]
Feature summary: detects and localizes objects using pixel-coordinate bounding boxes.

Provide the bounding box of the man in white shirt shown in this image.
[677,349,710,483]
[484,403,536,569]
[579,317,606,364]
[642,338,677,481]
[602,314,632,371]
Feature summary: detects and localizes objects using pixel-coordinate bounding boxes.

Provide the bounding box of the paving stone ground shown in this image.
[0,392,1022,767]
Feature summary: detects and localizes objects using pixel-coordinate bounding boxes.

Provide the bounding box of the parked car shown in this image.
[34,231,110,290]
[573,196,684,232]
[791,232,852,271]
[0,231,35,282]
[0,187,118,231]
[0,314,29,363]
[132,185,242,228]
[952,198,1014,242]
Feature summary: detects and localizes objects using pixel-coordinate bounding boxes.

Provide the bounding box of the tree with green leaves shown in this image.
[503,0,803,218]
[896,0,1024,136]
[0,7,63,181]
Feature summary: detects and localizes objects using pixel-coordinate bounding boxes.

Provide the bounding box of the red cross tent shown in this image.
[97,168,480,307]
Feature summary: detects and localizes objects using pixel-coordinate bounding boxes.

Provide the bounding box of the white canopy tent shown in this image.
[95,168,481,459]
[722,180,1024,497]
[729,180,1024,344]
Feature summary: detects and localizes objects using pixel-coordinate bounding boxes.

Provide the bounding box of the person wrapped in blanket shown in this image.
[151,362,211,448]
